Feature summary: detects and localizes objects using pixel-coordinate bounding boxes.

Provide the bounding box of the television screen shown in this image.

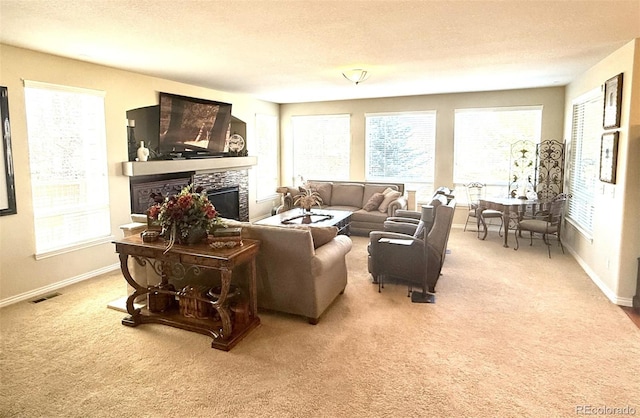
[158,92,232,155]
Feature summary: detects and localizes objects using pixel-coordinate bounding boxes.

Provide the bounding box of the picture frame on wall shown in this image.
[603,73,623,129]
[599,131,619,184]
[0,86,17,216]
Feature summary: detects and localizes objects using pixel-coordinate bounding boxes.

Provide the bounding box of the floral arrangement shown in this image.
[294,185,323,212]
[147,184,225,249]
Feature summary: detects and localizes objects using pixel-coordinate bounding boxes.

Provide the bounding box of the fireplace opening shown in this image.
[207,186,240,221]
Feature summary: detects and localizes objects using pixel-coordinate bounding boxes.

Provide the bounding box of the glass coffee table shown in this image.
[256,208,352,235]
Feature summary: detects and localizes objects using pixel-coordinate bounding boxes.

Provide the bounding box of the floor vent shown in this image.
[30,292,62,303]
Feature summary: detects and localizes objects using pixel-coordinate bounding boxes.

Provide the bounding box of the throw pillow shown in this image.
[307,182,333,206]
[363,192,385,211]
[378,190,402,213]
[309,226,338,248]
[287,225,338,249]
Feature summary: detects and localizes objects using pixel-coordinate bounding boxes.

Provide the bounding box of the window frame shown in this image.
[565,88,603,239]
[453,106,543,202]
[254,113,279,202]
[364,110,437,203]
[24,80,112,259]
[291,114,350,182]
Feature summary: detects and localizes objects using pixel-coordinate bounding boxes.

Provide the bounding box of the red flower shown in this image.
[147,205,160,219]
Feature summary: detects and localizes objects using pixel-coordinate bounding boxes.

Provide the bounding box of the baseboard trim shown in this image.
[564,245,633,307]
[0,263,120,308]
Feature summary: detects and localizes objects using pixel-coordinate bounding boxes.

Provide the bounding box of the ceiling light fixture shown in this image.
[342,69,370,85]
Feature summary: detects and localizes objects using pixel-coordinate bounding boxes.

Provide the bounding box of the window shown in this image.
[24,81,111,258]
[365,111,436,202]
[292,114,350,181]
[453,106,543,200]
[566,89,602,236]
[254,113,278,200]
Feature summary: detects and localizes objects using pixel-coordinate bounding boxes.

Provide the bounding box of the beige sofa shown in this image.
[277,181,407,235]
[228,221,353,324]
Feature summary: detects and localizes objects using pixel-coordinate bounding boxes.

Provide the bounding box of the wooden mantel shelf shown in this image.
[121,156,257,177]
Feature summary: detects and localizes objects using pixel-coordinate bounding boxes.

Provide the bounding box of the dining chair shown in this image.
[464,182,503,237]
[514,193,569,258]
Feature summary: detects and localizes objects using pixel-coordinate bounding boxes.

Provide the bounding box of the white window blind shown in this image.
[292,114,350,181]
[365,111,436,202]
[566,89,602,236]
[254,113,278,200]
[453,106,543,200]
[24,80,111,258]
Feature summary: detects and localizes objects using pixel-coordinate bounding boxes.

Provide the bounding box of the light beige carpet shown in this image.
[1,228,639,417]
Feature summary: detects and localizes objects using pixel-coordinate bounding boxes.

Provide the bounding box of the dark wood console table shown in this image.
[113,235,260,351]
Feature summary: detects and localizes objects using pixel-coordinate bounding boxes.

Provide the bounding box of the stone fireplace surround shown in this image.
[122,157,257,222]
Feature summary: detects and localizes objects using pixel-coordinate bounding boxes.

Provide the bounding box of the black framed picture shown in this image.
[599,131,619,184]
[603,73,623,129]
[0,86,17,216]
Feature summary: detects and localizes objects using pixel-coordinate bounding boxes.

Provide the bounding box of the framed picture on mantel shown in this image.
[603,73,623,130]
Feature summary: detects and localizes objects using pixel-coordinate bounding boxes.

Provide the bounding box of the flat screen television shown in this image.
[159,92,232,156]
[126,93,233,159]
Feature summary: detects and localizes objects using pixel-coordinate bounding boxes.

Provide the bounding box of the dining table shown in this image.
[477,197,541,247]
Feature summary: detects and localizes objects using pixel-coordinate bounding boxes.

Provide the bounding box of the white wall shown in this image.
[0,44,279,304]
[562,39,640,306]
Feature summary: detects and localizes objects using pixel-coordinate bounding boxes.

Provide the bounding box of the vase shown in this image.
[137,141,149,162]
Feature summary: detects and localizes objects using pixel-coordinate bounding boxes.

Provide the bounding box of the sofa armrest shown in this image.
[386,217,420,224]
[383,220,419,236]
[311,235,353,270]
[393,210,421,220]
[386,196,407,216]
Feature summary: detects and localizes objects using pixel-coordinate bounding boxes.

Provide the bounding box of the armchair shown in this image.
[384,194,448,236]
[367,203,455,303]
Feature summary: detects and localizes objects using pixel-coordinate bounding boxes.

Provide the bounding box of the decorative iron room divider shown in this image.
[508,140,537,198]
[535,139,565,202]
[508,139,565,201]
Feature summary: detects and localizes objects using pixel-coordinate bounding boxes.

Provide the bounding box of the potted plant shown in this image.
[294,186,323,213]
[147,184,226,250]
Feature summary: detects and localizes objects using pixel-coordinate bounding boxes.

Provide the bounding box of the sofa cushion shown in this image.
[378,189,402,212]
[306,182,333,206]
[325,205,361,213]
[287,225,338,249]
[351,208,389,223]
[363,192,385,211]
[331,184,364,207]
[362,184,398,208]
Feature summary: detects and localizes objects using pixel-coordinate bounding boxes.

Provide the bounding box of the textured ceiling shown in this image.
[1,0,639,104]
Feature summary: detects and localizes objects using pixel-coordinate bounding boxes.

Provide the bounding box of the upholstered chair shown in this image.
[367,204,455,303]
[384,194,447,235]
